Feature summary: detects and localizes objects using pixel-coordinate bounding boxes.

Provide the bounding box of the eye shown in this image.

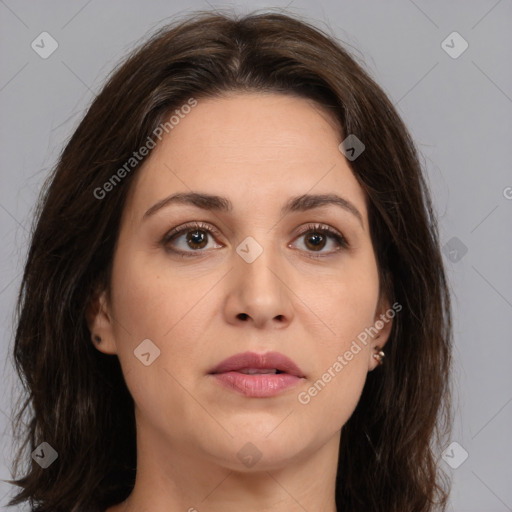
[291,223,349,258]
[162,221,223,257]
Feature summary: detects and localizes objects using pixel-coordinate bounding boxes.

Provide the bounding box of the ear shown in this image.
[85,287,118,355]
[368,292,394,372]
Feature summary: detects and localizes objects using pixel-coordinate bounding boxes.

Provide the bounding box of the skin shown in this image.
[89,92,392,512]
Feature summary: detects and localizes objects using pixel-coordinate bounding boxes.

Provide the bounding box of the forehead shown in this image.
[125,92,368,221]
[162,91,342,161]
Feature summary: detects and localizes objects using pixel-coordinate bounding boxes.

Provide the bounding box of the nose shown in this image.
[223,239,294,330]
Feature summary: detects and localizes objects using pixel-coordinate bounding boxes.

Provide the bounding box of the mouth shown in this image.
[209,351,306,397]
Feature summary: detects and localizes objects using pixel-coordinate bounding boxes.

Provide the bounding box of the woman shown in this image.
[6,10,453,512]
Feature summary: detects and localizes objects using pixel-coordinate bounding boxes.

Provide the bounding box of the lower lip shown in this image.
[211,371,303,397]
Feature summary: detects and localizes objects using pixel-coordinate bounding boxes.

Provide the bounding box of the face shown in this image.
[90,92,392,471]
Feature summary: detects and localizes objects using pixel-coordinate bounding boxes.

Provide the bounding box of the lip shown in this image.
[209,351,306,398]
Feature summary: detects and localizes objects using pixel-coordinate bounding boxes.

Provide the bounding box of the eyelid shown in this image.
[294,223,346,242]
[163,221,222,243]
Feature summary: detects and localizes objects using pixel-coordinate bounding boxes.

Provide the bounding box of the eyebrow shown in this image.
[143,191,363,227]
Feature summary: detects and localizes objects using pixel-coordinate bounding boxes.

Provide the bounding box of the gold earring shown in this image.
[373,347,385,365]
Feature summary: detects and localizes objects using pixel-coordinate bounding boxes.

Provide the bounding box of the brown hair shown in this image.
[5,9,452,512]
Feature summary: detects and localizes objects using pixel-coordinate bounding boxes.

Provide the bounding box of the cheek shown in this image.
[110,247,206,341]
[295,254,378,420]
[311,251,380,348]
[108,250,214,432]
[297,269,378,418]
[109,247,219,380]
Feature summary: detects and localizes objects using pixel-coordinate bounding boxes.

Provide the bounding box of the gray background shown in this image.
[0,1,511,510]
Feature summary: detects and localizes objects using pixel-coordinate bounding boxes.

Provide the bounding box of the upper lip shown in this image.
[209,351,305,378]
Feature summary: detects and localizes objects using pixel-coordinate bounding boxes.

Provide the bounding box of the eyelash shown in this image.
[161,221,349,259]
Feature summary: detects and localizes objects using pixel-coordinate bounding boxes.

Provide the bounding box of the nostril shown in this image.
[238,313,249,321]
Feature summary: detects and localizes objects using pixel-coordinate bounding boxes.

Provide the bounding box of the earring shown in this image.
[93,334,102,344]
[373,347,385,365]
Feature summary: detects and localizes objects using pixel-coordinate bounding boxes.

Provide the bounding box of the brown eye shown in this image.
[292,224,349,258]
[162,222,223,257]
[304,232,327,251]
[184,229,209,250]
